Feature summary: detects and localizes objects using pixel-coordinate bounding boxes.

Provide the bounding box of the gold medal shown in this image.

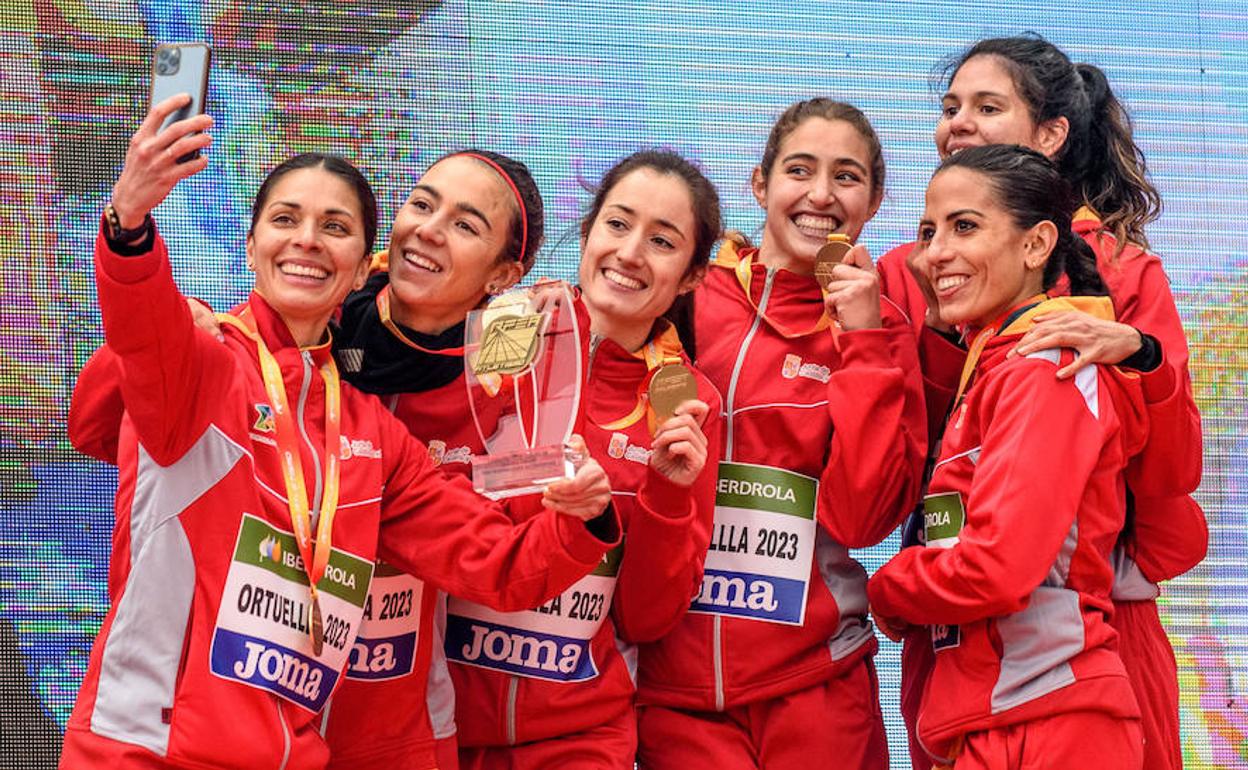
[309,590,325,657]
[648,363,698,424]
[474,313,544,375]
[814,233,853,291]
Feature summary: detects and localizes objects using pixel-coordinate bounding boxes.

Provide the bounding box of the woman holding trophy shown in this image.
[449,150,723,769]
[61,96,618,770]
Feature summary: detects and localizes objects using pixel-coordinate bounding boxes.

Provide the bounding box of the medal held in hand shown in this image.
[648,363,698,425]
[814,233,853,291]
[465,283,584,497]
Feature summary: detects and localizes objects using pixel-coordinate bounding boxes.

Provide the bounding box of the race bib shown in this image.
[689,462,817,626]
[924,492,966,651]
[209,514,373,712]
[445,546,622,682]
[345,561,422,681]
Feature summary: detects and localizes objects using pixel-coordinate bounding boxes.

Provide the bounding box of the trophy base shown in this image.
[471,444,576,499]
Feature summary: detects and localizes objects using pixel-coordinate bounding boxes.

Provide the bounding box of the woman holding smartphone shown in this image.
[61,96,617,770]
[876,35,1204,770]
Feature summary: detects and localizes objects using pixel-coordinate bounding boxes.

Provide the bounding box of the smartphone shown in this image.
[149,43,211,162]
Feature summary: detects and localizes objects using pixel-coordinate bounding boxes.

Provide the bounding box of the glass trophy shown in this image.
[464,283,584,498]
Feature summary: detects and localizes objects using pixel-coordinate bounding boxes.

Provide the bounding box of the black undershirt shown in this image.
[334,273,466,396]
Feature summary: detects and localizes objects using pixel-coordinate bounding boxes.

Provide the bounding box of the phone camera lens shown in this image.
[154,47,181,76]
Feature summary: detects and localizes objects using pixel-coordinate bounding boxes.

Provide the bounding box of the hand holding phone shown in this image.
[109,94,214,230]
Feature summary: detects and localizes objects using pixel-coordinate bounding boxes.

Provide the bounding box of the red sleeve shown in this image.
[816,317,927,548]
[611,406,721,643]
[375,407,621,613]
[1112,253,1202,496]
[68,346,125,465]
[867,354,1105,625]
[1128,493,1208,583]
[878,243,967,442]
[93,222,237,466]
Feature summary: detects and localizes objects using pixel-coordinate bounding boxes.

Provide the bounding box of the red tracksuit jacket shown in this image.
[69,323,482,770]
[636,243,926,712]
[877,213,1205,585]
[1067,211,1205,590]
[449,323,721,746]
[62,226,617,770]
[867,296,1163,764]
[878,219,1205,770]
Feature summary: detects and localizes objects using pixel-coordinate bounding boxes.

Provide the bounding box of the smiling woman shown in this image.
[451,149,724,770]
[244,155,377,345]
[61,98,618,770]
[634,101,926,770]
[913,145,1106,330]
[868,144,1175,770]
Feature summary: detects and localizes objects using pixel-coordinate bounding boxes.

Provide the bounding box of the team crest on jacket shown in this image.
[339,436,382,460]
[606,432,651,465]
[253,404,276,433]
[780,354,830,383]
[426,439,471,466]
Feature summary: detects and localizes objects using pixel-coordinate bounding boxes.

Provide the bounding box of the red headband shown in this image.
[459,152,528,263]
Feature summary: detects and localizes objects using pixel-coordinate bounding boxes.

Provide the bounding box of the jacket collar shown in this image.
[235,292,335,367]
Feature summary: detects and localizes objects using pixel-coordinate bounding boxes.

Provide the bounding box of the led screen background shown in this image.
[1,0,1245,765]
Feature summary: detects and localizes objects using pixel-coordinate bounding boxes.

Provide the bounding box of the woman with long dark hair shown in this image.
[870,144,1160,770]
[877,36,1204,770]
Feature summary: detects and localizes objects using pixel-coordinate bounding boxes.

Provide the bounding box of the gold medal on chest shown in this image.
[309,590,325,657]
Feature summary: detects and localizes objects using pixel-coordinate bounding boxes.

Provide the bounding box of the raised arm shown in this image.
[94,96,236,466]
[612,398,719,643]
[376,413,620,613]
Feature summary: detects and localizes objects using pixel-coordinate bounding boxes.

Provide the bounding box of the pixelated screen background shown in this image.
[1,0,1245,766]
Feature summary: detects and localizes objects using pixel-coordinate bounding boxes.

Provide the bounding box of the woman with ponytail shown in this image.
[877,34,1204,770]
[635,99,926,770]
[869,144,1159,770]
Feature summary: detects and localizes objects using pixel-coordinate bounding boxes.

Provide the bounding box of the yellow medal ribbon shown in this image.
[715,240,834,339]
[218,309,342,656]
[596,324,686,434]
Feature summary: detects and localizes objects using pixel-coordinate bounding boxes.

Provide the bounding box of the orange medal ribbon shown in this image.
[951,294,1049,407]
[218,309,342,656]
[376,285,465,356]
[717,241,835,340]
[596,324,686,434]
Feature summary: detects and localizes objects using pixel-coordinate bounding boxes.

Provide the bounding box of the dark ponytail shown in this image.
[1071,63,1162,255]
[946,35,1161,258]
[937,144,1106,297]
